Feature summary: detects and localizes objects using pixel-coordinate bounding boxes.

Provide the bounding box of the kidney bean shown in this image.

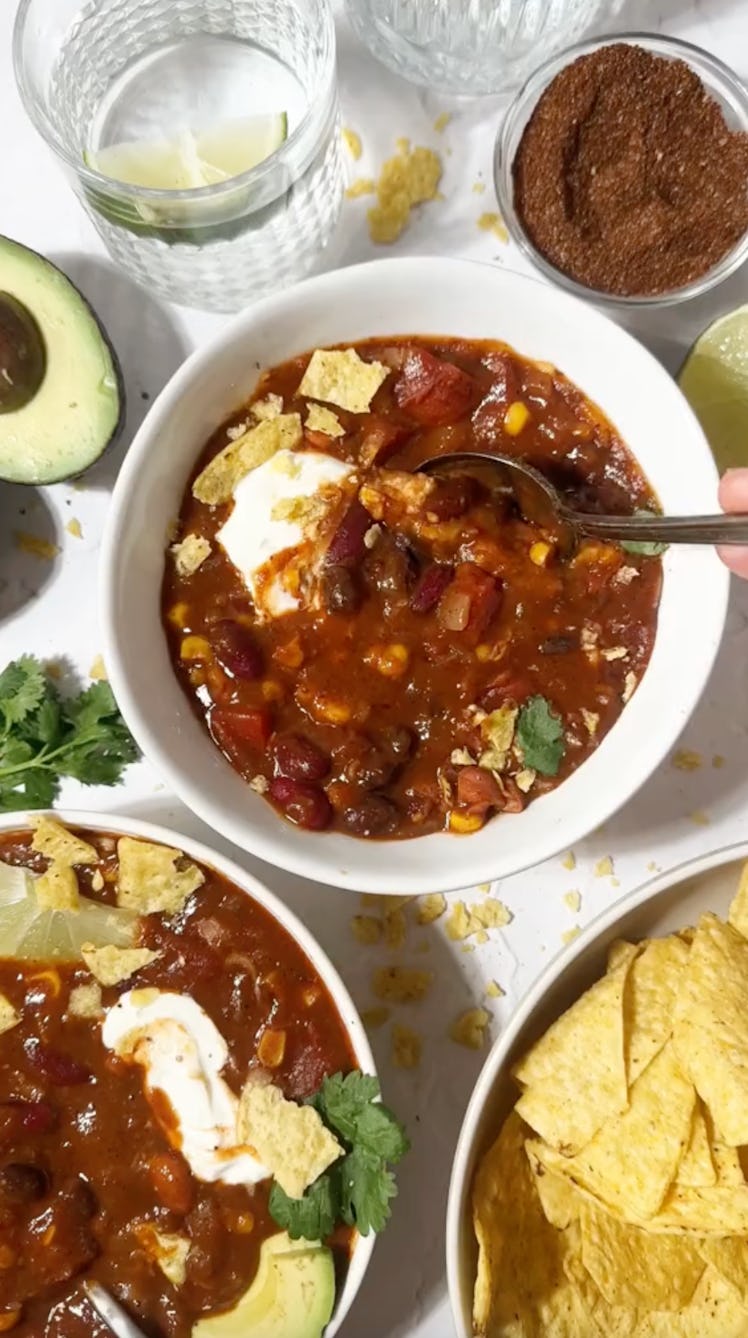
[410,563,453,614]
[394,348,475,426]
[455,766,504,816]
[60,1176,98,1220]
[0,1101,57,1140]
[0,1164,48,1203]
[213,620,264,680]
[325,501,371,566]
[269,777,332,830]
[23,1040,91,1086]
[342,794,399,837]
[379,724,414,761]
[479,672,531,712]
[148,1152,194,1216]
[320,565,361,615]
[273,733,330,782]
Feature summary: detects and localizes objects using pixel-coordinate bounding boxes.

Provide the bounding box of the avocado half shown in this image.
[0,236,124,485]
[192,1231,336,1338]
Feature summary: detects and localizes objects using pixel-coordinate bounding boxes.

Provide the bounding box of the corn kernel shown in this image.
[261,679,284,702]
[529,541,552,567]
[365,642,410,678]
[257,1028,286,1067]
[180,635,211,662]
[226,1209,255,1234]
[0,1245,17,1270]
[317,699,353,724]
[449,810,484,834]
[167,602,190,628]
[503,401,530,436]
[0,1308,21,1331]
[302,984,321,1007]
[273,637,304,669]
[188,666,206,687]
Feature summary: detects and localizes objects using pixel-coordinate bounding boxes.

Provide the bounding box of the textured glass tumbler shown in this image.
[14,0,343,312]
[346,0,625,97]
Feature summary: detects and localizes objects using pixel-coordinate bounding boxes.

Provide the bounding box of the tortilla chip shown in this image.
[298,348,389,414]
[35,863,80,911]
[450,1008,490,1050]
[237,1081,341,1200]
[135,1223,190,1287]
[634,1265,748,1336]
[305,404,345,438]
[371,966,433,1003]
[116,838,204,916]
[673,912,748,1145]
[608,938,639,972]
[417,893,446,924]
[0,993,20,1035]
[68,982,103,1019]
[513,945,636,1154]
[624,935,690,1085]
[170,533,211,577]
[192,413,302,505]
[579,1196,704,1311]
[81,943,160,987]
[31,817,97,867]
[251,393,283,421]
[676,1104,717,1188]
[537,1042,694,1220]
[699,1238,748,1306]
[711,1141,744,1187]
[651,1182,748,1233]
[528,1152,581,1230]
[562,1249,640,1338]
[728,862,748,939]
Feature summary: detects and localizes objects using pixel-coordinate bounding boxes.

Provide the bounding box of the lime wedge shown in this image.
[88,114,288,192]
[678,305,748,473]
[0,860,136,961]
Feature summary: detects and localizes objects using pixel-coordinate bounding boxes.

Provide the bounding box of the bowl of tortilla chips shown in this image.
[447,841,748,1338]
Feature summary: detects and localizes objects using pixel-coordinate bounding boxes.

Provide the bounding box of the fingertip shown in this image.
[719,469,748,511]
[717,544,748,579]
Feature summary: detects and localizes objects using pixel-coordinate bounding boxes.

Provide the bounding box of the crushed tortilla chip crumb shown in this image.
[485,980,505,999]
[116,837,204,916]
[433,111,451,132]
[192,414,302,505]
[477,212,509,243]
[446,898,512,942]
[563,890,581,913]
[35,864,80,912]
[392,1023,422,1069]
[673,748,702,771]
[384,907,407,950]
[65,518,83,539]
[32,817,97,868]
[450,1008,490,1050]
[251,393,284,421]
[562,926,581,945]
[249,775,269,795]
[305,404,345,438]
[0,994,20,1036]
[89,655,107,682]
[361,1006,390,1029]
[622,671,637,703]
[237,1081,342,1199]
[368,142,442,244]
[342,127,362,160]
[689,809,711,826]
[81,944,160,987]
[345,177,376,199]
[135,1224,190,1287]
[416,893,446,925]
[713,754,726,769]
[299,348,389,415]
[472,180,486,194]
[647,861,661,873]
[351,914,382,946]
[371,966,433,1004]
[14,530,60,561]
[68,982,103,1019]
[171,533,211,577]
[594,856,614,878]
[561,851,576,871]
[477,882,492,895]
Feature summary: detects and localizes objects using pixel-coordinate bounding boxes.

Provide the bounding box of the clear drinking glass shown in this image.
[346,0,625,97]
[14,0,343,312]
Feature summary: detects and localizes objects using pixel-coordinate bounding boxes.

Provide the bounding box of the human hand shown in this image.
[718,469,748,578]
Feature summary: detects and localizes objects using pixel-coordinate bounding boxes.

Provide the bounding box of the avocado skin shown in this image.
[0,236,126,485]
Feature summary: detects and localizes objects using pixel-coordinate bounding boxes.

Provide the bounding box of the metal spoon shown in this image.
[417,451,748,549]
[84,1281,147,1338]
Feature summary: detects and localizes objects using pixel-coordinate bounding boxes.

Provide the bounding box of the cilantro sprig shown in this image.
[268,1071,408,1242]
[620,509,669,557]
[516,694,566,776]
[0,656,139,811]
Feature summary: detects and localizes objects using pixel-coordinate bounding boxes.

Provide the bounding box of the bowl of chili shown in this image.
[0,808,384,1337]
[495,33,748,306]
[101,256,728,893]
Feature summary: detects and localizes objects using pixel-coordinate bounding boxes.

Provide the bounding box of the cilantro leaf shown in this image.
[268,1174,339,1242]
[354,1101,410,1164]
[339,1147,398,1236]
[516,695,565,776]
[315,1071,381,1143]
[620,510,669,557]
[0,656,47,731]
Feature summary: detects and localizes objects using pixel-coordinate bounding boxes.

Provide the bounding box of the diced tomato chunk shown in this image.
[359,414,408,467]
[211,706,273,754]
[394,348,475,426]
[438,563,502,646]
[455,766,504,816]
[479,671,531,712]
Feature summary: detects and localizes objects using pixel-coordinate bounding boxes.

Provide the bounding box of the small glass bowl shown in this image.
[494,32,748,309]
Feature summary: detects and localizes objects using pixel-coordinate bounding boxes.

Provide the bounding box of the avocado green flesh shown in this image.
[192,1232,336,1338]
[0,237,123,485]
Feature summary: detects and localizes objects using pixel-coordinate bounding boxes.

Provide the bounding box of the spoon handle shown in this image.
[572,512,748,545]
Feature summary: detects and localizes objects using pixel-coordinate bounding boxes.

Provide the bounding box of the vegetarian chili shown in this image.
[163,336,662,839]
[0,828,355,1337]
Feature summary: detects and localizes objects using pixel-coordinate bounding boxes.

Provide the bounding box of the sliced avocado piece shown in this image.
[192,1231,335,1338]
[0,236,124,484]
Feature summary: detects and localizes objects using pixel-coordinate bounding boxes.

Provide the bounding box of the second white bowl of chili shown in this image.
[101,256,728,894]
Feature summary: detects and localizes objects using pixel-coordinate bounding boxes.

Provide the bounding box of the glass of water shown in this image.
[346,0,625,97]
[14,0,343,312]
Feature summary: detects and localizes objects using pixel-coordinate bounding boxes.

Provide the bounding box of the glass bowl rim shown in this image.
[494,30,748,309]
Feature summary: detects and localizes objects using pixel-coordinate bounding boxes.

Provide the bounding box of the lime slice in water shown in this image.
[88,114,289,192]
[0,860,136,961]
[678,305,748,473]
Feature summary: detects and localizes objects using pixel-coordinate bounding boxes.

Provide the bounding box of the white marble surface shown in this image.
[3,2,748,1336]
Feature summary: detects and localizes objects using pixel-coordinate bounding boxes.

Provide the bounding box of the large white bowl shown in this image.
[101,256,728,894]
[446,841,748,1337]
[0,808,374,1336]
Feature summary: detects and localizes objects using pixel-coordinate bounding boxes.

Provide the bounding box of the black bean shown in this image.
[320,565,361,615]
[342,795,400,836]
[0,1162,48,1202]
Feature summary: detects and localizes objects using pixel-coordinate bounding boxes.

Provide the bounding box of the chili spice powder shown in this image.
[513,43,748,296]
